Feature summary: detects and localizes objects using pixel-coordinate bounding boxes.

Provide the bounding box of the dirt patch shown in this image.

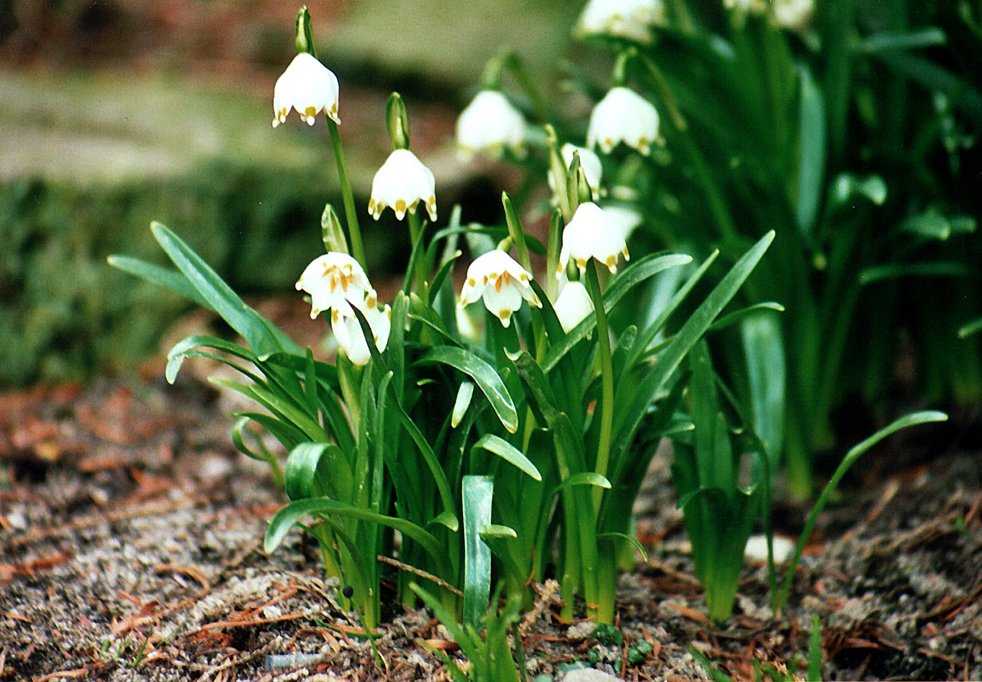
[1,376,979,680]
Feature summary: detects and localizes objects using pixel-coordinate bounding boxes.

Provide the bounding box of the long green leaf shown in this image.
[796,65,825,237]
[166,335,259,383]
[471,434,541,481]
[415,346,519,434]
[151,222,291,357]
[284,442,353,503]
[107,255,212,310]
[462,475,493,629]
[264,497,447,571]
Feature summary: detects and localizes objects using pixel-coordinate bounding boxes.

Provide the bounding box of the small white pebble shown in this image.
[744,534,795,564]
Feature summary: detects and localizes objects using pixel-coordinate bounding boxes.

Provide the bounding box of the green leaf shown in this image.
[284,442,353,502]
[552,472,611,496]
[796,65,826,237]
[808,614,824,681]
[151,222,295,357]
[959,317,982,339]
[212,378,326,441]
[478,524,518,539]
[597,531,647,562]
[741,312,785,472]
[471,434,541,481]
[165,335,259,384]
[107,255,212,310]
[462,475,493,629]
[264,497,447,571]
[900,213,976,241]
[859,261,971,285]
[709,302,785,333]
[859,27,947,54]
[415,346,519,434]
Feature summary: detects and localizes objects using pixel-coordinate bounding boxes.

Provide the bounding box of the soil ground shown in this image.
[1,332,979,681]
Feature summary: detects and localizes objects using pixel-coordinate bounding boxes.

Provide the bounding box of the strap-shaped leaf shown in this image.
[285,442,353,503]
[107,255,212,310]
[166,335,259,384]
[462,475,493,629]
[471,434,541,481]
[415,346,518,434]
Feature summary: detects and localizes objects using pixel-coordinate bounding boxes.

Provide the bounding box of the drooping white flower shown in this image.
[587,87,661,155]
[368,149,438,222]
[331,293,392,366]
[577,0,666,43]
[558,202,631,277]
[295,252,371,319]
[458,250,541,328]
[773,0,814,32]
[553,279,594,333]
[272,52,341,128]
[455,90,527,158]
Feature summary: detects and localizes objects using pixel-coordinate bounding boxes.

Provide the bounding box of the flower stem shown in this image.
[326,118,366,269]
[406,210,428,294]
[584,262,614,512]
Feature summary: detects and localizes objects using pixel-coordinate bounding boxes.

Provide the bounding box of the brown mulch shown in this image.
[1,373,979,681]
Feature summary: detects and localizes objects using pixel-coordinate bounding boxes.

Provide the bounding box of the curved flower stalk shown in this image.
[459,250,541,327]
[553,279,594,332]
[272,52,341,127]
[331,293,392,366]
[368,149,438,222]
[295,252,372,319]
[587,87,661,155]
[455,90,527,158]
[558,202,631,276]
[577,0,666,43]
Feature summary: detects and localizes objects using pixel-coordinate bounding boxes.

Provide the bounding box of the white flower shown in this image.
[553,280,594,333]
[295,252,371,319]
[587,87,660,155]
[331,293,392,366]
[577,0,666,43]
[723,0,766,14]
[272,52,341,128]
[456,90,527,158]
[773,0,814,31]
[602,204,644,242]
[458,250,541,328]
[549,144,604,201]
[558,202,631,277]
[368,149,438,222]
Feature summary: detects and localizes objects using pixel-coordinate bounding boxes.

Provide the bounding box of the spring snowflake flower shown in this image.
[577,0,666,43]
[456,90,527,158]
[272,52,341,128]
[295,252,372,319]
[602,204,644,242]
[368,149,438,222]
[558,202,631,277]
[331,293,392,366]
[458,250,541,328]
[553,279,594,333]
[588,87,660,155]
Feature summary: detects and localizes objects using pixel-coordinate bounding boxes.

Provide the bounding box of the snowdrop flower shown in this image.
[458,250,541,328]
[553,279,594,333]
[577,0,666,43]
[295,252,371,319]
[588,87,660,155]
[331,293,392,366]
[549,144,604,201]
[368,149,438,222]
[558,202,631,277]
[773,0,814,32]
[272,52,341,128]
[456,90,527,158]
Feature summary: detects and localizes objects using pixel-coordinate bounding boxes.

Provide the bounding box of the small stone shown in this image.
[563,669,621,682]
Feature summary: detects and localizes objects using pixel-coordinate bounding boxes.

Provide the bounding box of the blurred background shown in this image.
[0,0,578,386]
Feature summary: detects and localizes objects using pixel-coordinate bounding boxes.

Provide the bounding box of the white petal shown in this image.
[561,202,629,274]
[368,149,437,222]
[553,280,594,333]
[587,87,660,156]
[577,0,666,42]
[272,53,340,127]
[296,253,371,318]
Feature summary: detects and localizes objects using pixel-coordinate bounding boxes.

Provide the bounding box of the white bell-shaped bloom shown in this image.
[577,0,666,43]
[588,87,660,155]
[553,279,594,333]
[368,149,438,222]
[330,293,392,366]
[458,250,541,328]
[773,0,814,31]
[272,53,341,128]
[548,144,604,201]
[558,202,631,277]
[295,252,371,319]
[456,90,527,158]
[602,204,644,242]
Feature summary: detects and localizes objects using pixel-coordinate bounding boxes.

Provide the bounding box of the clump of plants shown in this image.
[110,0,963,677]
